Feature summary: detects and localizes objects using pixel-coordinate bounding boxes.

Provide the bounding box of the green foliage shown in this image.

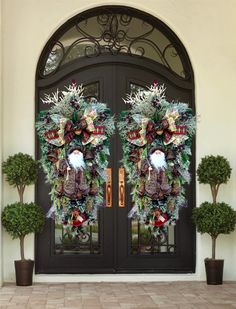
[194,155,234,259]
[192,202,236,238]
[197,155,231,185]
[2,153,38,187]
[36,84,115,236]
[118,83,196,236]
[1,202,45,239]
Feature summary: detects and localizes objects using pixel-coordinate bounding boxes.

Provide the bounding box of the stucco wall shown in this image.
[1,0,236,282]
[0,0,3,288]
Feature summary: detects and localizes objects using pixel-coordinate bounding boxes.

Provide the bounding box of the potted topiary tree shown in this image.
[1,153,45,286]
[192,155,236,284]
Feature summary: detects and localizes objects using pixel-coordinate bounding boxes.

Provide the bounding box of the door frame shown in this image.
[35,55,196,274]
[35,6,195,274]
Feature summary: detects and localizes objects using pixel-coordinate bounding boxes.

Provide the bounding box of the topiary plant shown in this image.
[192,202,236,259]
[2,153,38,203]
[1,153,45,261]
[1,202,45,260]
[193,154,235,285]
[197,155,231,203]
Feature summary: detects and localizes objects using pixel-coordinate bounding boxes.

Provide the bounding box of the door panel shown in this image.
[54,82,102,256]
[36,59,195,273]
[36,66,115,273]
[114,65,195,272]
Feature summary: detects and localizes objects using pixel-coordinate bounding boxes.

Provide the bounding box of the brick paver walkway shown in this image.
[0,282,236,308]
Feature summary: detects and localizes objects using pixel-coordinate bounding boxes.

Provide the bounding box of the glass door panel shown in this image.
[54,81,101,256]
[131,220,176,254]
[128,82,176,256]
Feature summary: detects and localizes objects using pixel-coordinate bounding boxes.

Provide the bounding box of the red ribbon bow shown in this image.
[146,121,156,144]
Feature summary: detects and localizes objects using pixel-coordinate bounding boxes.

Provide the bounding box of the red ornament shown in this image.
[151,209,168,227]
[71,210,88,227]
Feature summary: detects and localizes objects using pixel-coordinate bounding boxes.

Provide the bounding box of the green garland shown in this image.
[118,83,196,236]
[36,83,115,237]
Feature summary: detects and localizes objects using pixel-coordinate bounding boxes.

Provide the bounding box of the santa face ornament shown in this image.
[68,149,86,170]
[149,149,167,170]
[139,148,171,201]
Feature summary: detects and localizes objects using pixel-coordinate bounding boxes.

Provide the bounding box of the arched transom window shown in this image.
[39,7,191,80]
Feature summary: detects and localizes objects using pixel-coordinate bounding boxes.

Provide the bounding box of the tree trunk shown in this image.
[20,235,25,260]
[211,184,220,204]
[211,185,217,204]
[19,186,25,204]
[19,191,23,204]
[212,236,217,260]
[17,185,25,204]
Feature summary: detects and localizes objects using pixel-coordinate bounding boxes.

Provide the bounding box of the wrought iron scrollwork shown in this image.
[42,11,189,79]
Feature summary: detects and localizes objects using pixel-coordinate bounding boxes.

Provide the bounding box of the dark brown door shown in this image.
[36,55,195,273]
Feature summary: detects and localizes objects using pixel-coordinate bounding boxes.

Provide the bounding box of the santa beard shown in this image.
[68,151,86,170]
[150,151,167,170]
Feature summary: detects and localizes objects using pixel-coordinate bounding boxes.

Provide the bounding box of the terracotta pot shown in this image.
[205,258,224,285]
[14,260,34,286]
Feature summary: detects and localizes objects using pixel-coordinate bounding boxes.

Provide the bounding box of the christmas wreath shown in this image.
[118,83,196,236]
[36,82,115,237]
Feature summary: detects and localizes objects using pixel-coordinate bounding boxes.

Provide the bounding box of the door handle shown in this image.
[106,168,112,208]
[119,167,125,208]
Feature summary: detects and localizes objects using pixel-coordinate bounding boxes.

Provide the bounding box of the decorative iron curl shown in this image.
[42,12,189,79]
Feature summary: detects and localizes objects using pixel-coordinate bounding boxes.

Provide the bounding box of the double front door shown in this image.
[36,56,195,273]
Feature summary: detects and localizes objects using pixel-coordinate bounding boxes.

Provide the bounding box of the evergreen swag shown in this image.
[36,82,115,237]
[118,83,196,236]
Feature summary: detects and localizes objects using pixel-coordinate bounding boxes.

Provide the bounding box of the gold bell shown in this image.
[156,129,163,135]
[74,128,82,135]
[166,149,175,160]
[85,149,94,160]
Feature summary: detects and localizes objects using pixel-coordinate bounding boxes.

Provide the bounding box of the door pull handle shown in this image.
[106,168,112,208]
[119,167,125,208]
